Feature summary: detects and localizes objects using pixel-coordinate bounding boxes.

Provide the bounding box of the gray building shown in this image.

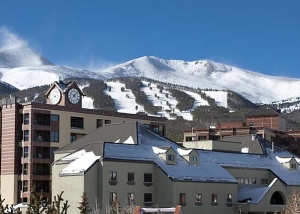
[53,122,300,214]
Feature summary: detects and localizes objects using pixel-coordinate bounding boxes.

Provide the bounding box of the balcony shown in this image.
[33,136,50,143]
[33,152,50,159]
[33,170,50,176]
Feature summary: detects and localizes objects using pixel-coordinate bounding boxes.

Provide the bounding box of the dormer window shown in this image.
[177,148,199,166]
[152,146,177,165]
[168,154,175,161]
[191,156,198,162]
[276,156,299,171]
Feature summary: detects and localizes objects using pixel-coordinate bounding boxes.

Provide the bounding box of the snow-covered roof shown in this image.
[177,148,193,156]
[152,146,168,154]
[103,123,300,185]
[238,178,278,204]
[276,156,293,164]
[60,150,101,175]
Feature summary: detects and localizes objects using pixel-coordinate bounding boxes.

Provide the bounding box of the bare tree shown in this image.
[91,197,101,214]
[283,189,300,214]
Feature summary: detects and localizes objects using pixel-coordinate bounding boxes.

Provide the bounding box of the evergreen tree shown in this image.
[78,192,91,214]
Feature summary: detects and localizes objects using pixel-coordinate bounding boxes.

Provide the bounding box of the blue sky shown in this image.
[1,1,300,78]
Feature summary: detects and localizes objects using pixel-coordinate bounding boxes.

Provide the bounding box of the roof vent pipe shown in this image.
[251,134,256,141]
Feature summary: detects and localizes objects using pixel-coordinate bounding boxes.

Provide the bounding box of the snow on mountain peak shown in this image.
[0,27,52,67]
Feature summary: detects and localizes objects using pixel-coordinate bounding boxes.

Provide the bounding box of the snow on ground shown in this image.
[104,81,145,114]
[82,96,94,109]
[183,90,209,107]
[141,81,195,120]
[204,90,228,108]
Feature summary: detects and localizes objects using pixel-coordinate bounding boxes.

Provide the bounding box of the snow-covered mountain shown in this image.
[0,45,104,90]
[101,56,300,104]
[1,32,300,106]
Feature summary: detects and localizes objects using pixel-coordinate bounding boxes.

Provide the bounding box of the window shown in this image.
[211,194,218,203]
[249,178,256,184]
[24,114,29,125]
[191,156,198,162]
[23,164,28,175]
[96,119,103,128]
[127,172,135,184]
[240,178,244,184]
[144,173,152,182]
[144,193,152,203]
[105,120,111,125]
[51,114,59,122]
[227,194,232,203]
[24,147,29,158]
[168,154,175,161]
[291,163,297,169]
[51,131,59,142]
[110,171,117,181]
[23,181,28,192]
[179,193,186,205]
[71,117,84,129]
[109,192,117,203]
[128,193,135,204]
[109,171,117,185]
[24,130,29,141]
[144,173,153,186]
[245,178,249,184]
[261,179,268,184]
[70,133,76,142]
[195,193,202,203]
[50,147,59,159]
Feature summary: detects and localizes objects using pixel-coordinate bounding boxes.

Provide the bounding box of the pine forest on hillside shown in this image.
[1,77,300,142]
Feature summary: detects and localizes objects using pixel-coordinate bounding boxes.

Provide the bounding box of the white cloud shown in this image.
[0,26,27,51]
[0,26,43,66]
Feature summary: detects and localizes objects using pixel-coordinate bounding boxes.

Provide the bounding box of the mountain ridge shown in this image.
[0,41,300,105]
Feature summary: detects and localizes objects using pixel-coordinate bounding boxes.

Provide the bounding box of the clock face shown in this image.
[68,88,80,104]
[49,88,61,105]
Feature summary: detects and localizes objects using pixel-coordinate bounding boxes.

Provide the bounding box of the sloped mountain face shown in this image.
[0,45,105,90]
[0,81,19,95]
[101,56,300,104]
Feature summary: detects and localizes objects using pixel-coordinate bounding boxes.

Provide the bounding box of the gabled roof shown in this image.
[44,80,85,96]
[246,104,286,118]
[238,178,279,204]
[56,122,300,185]
[222,135,263,154]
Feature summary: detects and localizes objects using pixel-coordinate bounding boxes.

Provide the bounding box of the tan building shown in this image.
[183,104,300,156]
[53,122,300,214]
[0,81,166,205]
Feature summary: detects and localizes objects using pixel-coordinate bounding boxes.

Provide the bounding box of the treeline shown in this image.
[80,79,116,111]
[227,91,258,111]
[168,89,195,111]
[0,84,50,103]
[116,77,161,114]
[0,82,19,96]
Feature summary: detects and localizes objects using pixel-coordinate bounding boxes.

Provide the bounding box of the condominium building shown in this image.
[0,81,166,205]
[53,121,300,214]
[183,104,300,156]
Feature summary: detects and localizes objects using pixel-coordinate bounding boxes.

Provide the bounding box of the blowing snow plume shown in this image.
[0,27,52,67]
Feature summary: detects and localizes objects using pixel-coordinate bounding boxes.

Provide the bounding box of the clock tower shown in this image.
[45,81,85,108]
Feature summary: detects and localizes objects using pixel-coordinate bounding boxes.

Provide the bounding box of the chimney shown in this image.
[272,142,275,152]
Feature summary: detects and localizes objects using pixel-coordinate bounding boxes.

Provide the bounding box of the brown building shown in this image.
[183,104,300,156]
[0,81,166,205]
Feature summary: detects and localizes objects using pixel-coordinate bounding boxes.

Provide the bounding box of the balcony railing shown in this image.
[34,119,50,126]
[33,170,50,176]
[33,136,50,143]
[33,152,50,159]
